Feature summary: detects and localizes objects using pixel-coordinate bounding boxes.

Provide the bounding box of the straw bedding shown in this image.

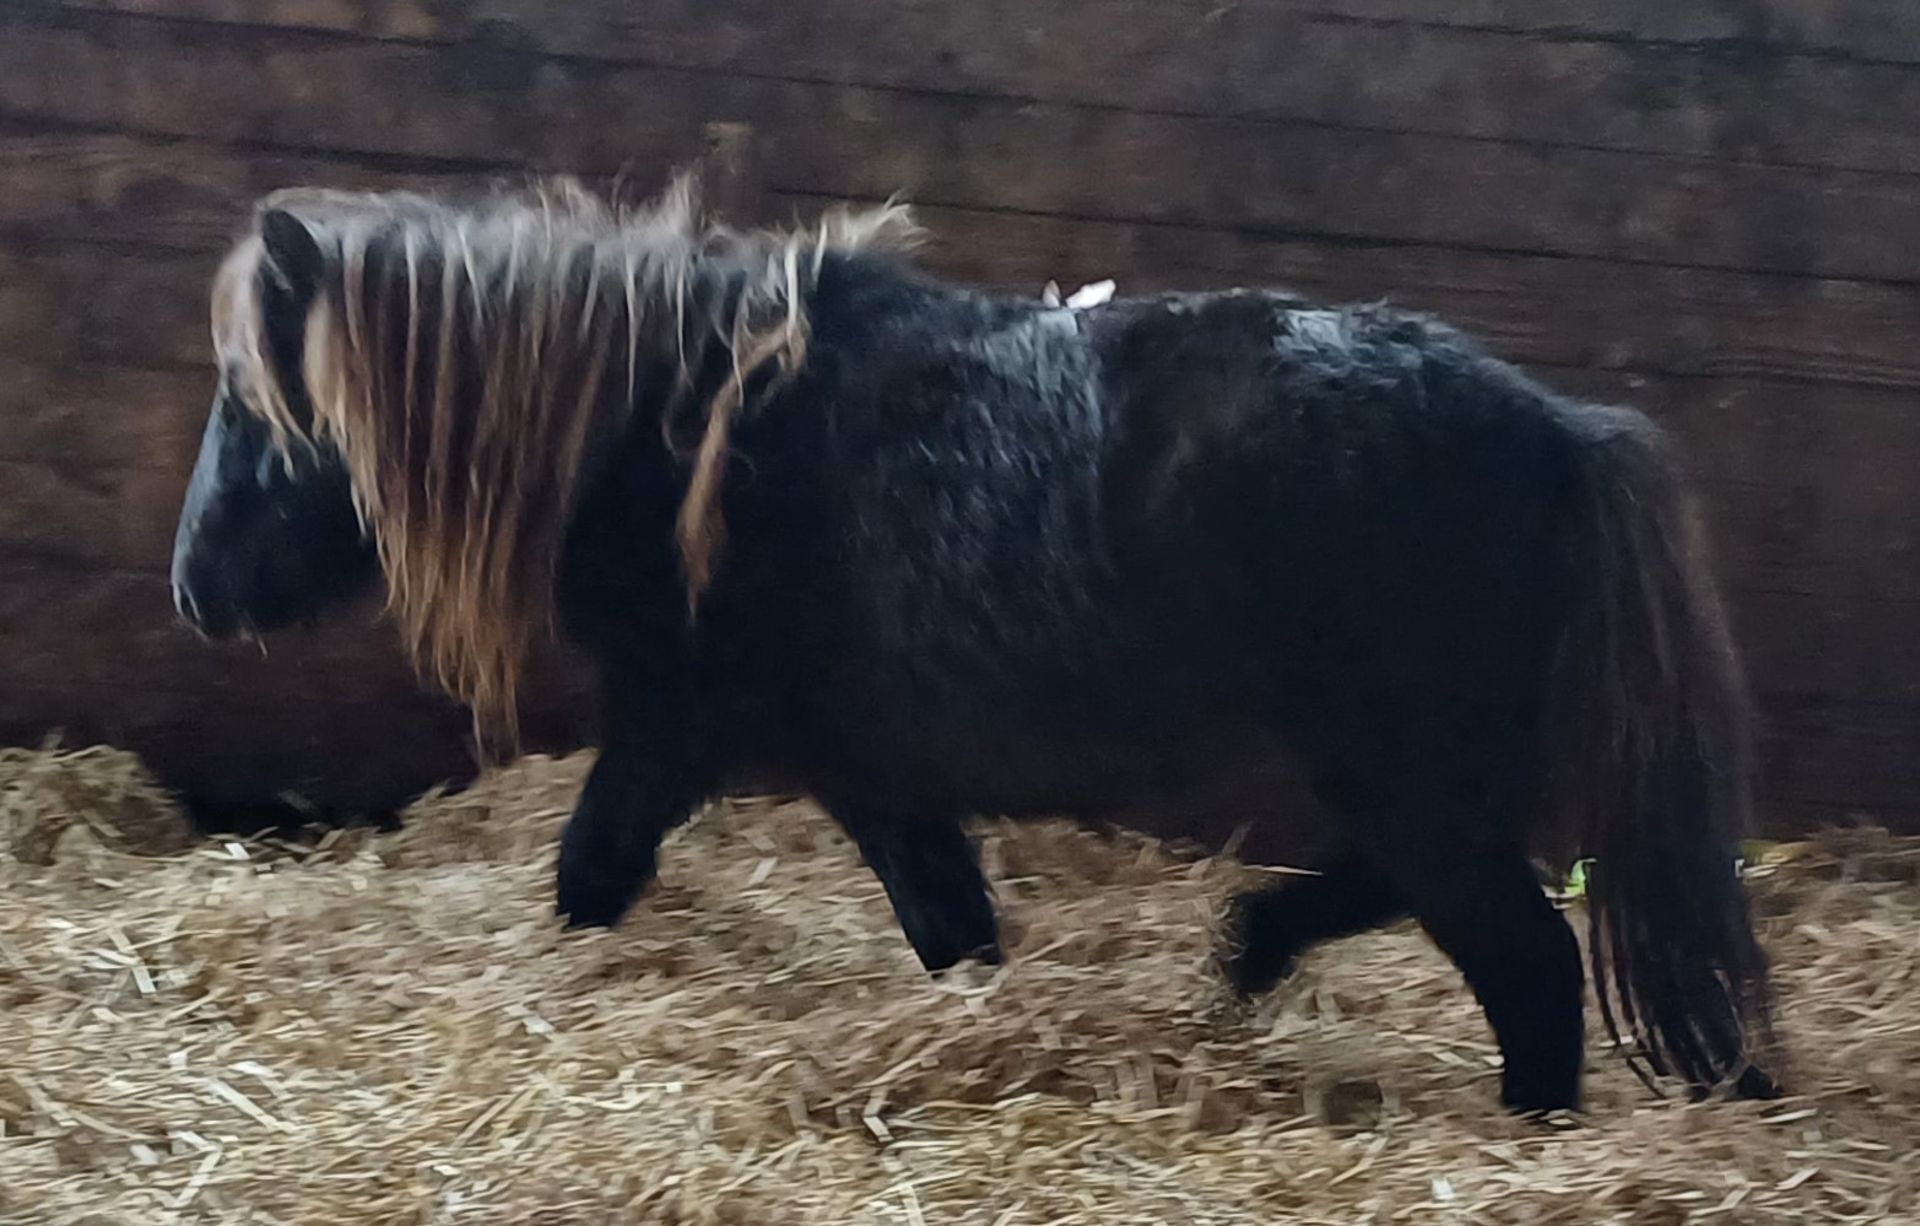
[1,746,1915,1224]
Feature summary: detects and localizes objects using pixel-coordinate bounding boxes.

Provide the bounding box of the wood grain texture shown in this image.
[45,0,1920,64]
[37,0,1920,174]
[5,9,1920,280]
[0,680,481,810]
[7,192,1918,606]
[1255,1,1920,64]
[0,460,185,571]
[0,363,211,469]
[0,0,1912,830]
[903,201,1920,391]
[0,567,593,806]
[14,141,1920,392]
[7,352,1914,612]
[0,565,1911,831]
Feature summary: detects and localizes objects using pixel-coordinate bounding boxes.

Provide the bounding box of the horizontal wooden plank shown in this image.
[1536,367,1920,612]
[1760,697,1920,822]
[900,200,1920,391]
[1,563,1914,828]
[10,678,1914,832]
[12,124,1920,388]
[6,194,1918,607]
[1735,591,1920,711]
[46,0,1920,67]
[6,218,1919,598]
[0,564,590,706]
[0,679,483,810]
[15,160,1920,395]
[2,1,1911,832]
[3,343,1917,616]
[5,9,1920,279]
[0,566,427,692]
[0,565,592,805]
[0,364,209,468]
[0,241,214,371]
[0,6,700,174]
[0,126,466,251]
[1258,1,1920,66]
[7,372,1909,823]
[0,573,486,807]
[38,0,1920,175]
[11,187,1919,602]
[0,459,183,571]
[2,457,1915,708]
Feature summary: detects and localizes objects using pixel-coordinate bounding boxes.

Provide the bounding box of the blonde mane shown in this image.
[210,175,918,734]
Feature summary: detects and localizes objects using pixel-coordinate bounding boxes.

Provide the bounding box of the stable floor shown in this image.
[2,749,1915,1224]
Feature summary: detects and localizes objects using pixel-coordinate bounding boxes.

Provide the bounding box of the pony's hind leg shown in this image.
[829,804,1002,973]
[1222,854,1407,997]
[1372,828,1586,1113]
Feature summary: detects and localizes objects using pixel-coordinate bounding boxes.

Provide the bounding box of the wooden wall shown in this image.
[0,0,1914,831]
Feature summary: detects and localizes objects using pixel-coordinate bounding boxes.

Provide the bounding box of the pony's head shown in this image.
[171,207,378,641]
[171,178,917,731]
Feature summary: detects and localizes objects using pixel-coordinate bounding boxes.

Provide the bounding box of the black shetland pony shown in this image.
[170,179,1776,1113]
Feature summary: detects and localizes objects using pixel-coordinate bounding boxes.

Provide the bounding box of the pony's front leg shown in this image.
[829,805,1002,973]
[555,734,708,929]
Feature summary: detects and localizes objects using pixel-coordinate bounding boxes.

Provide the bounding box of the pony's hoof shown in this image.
[1501,1078,1582,1117]
[554,862,645,930]
[894,887,1002,975]
[924,940,1005,976]
[1512,1107,1584,1129]
[556,901,623,931]
[907,924,1003,975]
[1732,1065,1783,1101]
[557,906,618,932]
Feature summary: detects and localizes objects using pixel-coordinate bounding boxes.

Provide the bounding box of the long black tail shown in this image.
[1549,406,1777,1097]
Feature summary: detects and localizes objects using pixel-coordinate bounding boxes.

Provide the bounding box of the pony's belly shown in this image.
[796,713,1344,870]
[1065,738,1343,869]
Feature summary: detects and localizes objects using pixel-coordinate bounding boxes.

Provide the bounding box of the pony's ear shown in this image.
[255,209,325,419]
[258,208,324,302]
